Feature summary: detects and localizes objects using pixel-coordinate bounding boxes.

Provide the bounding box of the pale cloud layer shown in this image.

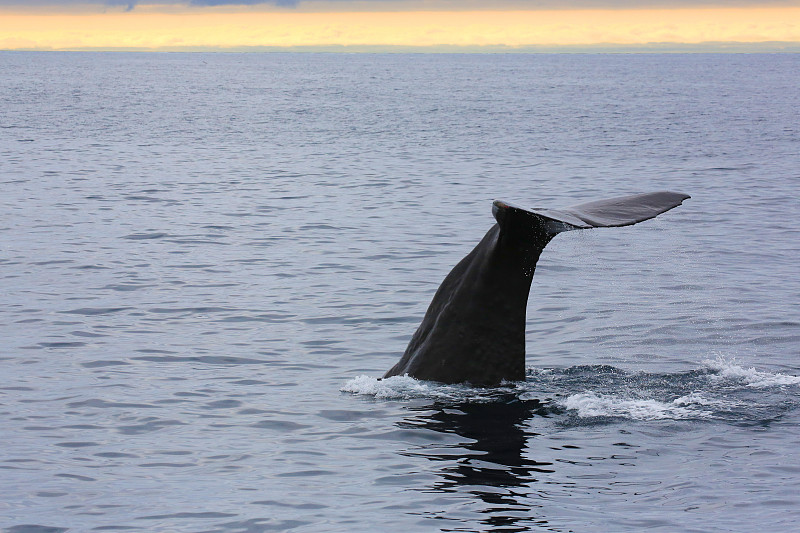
[2,7,799,50]
[2,0,798,50]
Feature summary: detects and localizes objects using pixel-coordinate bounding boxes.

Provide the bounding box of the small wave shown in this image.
[342,375,456,400]
[340,375,511,402]
[673,391,729,407]
[704,357,800,388]
[561,391,712,420]
[122,232,169,240]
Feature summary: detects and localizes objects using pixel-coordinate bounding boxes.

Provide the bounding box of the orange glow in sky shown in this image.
[1,7,799,50]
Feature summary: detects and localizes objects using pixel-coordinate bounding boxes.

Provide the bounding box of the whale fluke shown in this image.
[384,191,690,386]
[519,190,691,229]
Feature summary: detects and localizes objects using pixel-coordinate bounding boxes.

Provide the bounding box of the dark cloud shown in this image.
[1,0,797,8]
[106,0,135,10]
[0,0,297,6]
[0,0,301,9]
[189,0,299,5]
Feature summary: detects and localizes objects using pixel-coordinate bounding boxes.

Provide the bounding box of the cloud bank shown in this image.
[3,6,799,50]
[2,0,798,51]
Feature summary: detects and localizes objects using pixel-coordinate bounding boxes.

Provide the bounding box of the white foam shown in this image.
[703,357,800,388]
[561,391,711,420]
[673,392,717,406]
[341,374,467,401]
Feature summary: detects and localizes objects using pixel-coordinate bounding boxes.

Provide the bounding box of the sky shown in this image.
[1,0,799,51]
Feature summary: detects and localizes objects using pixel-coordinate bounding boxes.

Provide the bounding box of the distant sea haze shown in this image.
[1,52,799,533]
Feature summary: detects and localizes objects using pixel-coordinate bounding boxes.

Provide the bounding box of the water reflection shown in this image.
[400,396,557,532]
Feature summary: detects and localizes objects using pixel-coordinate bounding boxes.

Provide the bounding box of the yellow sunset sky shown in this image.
[1,2,799,51]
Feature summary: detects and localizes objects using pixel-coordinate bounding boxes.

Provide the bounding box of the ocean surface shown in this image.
[1,52,799,533]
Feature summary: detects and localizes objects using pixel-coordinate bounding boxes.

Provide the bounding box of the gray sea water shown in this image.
[1,51,799,533]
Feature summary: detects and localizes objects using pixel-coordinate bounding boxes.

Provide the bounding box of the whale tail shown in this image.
[493,191,691,240]
[384,190,690,386]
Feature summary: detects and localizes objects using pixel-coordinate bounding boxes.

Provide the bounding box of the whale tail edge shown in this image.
[493,191,690,237]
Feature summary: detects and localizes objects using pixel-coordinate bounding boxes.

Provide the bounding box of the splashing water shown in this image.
[343,358,800,422]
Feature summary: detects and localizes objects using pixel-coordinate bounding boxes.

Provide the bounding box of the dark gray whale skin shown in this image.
[384,191,690,386]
